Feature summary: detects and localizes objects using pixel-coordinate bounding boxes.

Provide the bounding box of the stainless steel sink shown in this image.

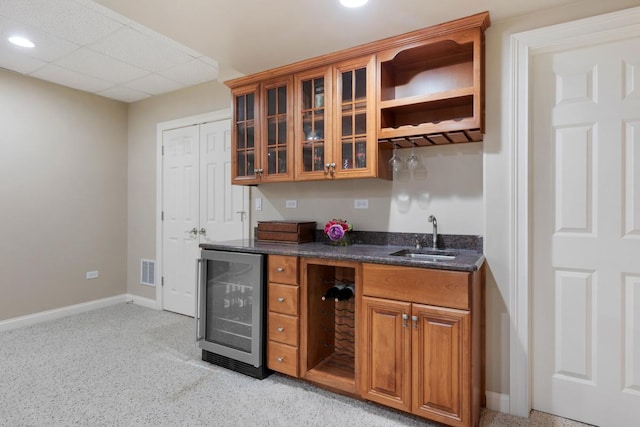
[389,248,457,261]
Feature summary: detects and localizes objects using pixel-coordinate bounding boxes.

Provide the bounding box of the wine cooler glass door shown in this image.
[199,250,264,367]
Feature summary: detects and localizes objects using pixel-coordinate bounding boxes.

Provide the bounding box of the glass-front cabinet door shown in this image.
[261,77,293,182]
[232,84,260,185]
[334,55,377,179]
[294,66,332,181]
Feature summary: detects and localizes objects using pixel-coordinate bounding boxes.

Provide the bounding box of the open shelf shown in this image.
[303,262,357,395]
[377,28,483,143]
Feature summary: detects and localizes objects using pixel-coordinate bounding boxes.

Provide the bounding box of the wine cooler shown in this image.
[303,259,358,394]
[197,250,270,379]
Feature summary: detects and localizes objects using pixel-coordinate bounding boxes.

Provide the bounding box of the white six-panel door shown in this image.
[162,119,248,317]
[532,37,640,426]
[162,125,200,316]
[199,119,247,243]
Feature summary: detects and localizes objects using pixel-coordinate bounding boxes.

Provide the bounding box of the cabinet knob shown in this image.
[277,356,284,363]
[278,297,285,303]
[277,327,284,332]
[411,315,419,329]
[276,267,284,272]
[402,313,409,328]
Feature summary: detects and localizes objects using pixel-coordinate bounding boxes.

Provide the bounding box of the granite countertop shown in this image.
[200,239,484,272]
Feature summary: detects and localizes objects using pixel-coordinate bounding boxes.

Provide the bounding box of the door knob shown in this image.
[199,227,206,235]
[185,227,197,236]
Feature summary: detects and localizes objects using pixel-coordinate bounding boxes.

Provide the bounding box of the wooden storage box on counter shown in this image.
[257,221,316,243]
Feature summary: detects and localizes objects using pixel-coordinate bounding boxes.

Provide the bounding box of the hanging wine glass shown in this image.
[388,146,403,173]
[406,145,420,170]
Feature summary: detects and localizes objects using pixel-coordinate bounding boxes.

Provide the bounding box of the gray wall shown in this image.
[0,69,128,321]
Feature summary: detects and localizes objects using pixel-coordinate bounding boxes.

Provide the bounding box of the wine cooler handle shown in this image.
[402,313,409,328]
[195,259,204,342]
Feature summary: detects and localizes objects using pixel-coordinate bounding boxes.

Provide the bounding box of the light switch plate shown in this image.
[86,271,99,279]
[354,199,369,209]
[285,200,297,209]
[255,197,262,211]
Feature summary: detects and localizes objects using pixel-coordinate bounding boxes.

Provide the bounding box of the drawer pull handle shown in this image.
[277,357,284,363]
[277,327,284,332]
[276,267,284,272]
[278,297,285,303]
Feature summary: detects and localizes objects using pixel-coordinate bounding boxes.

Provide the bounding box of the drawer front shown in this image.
[362,263,470,310]
[268,312,298,346]
[268,341,299,377]
[268,283,299,315]
[268,255,299,285]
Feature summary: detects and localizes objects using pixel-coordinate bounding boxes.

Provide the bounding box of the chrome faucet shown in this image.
[428,215,438,249]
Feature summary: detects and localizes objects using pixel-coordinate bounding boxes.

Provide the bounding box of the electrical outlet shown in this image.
[285,200,297,209]
[86,271,99,279]
[354,199,369,209]
[255,197,262,211]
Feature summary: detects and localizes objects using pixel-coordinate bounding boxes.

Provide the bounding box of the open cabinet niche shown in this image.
[300,258,361,395]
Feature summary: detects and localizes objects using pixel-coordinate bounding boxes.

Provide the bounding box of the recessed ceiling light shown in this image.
[340,0,368,7]
[8,36,35,48]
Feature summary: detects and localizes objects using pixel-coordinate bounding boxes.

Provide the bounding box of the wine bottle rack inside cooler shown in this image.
[305,263,357,390]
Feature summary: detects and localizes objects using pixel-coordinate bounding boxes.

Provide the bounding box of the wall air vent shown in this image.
[140,259,156,286]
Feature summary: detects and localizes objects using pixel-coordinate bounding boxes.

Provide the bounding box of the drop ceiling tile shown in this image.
[55,47,148,84]
[0,44,47,73]
[31,63,113,93]
[158,58,219,85]
[0,16,79,62]
[98,86,150,103]
[89,27,194,73]
[124,74,185,95]
[0,0,123,45]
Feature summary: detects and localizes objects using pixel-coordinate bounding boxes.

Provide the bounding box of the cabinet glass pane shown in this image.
[355,112,366,135]
[279,149,287,174]
[237,124,245,149]
[355,139,366,168]
[300,76,327,174]
[342,142,353,169]
[236,95,245,121]
[237,152,245,176]
[267,118,276,146]
[302,80,312,110]
[247,125,254,148]
[278,119,287,144]
[338,66,368,171]
[265,83,288,176]
[278,86,287,113]
[355,68,366,100]
[246,94,254,120]
[314,78,324,108]
[342,71,353,103]
[267,88,276,116]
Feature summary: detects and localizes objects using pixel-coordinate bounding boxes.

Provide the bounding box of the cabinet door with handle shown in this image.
[412,304,470,427]
[232,84,260,184]
[360,296,412,412]
[294,66,333,181]
[334,55,380,179]
[261,76,294,182]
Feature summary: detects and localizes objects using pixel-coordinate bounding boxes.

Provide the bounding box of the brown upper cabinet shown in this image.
[226,12,490,185]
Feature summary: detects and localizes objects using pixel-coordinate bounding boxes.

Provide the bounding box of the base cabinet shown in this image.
[360,263,483,427]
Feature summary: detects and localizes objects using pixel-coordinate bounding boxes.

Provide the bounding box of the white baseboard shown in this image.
[125,294,158,309]
[0,294,159,332]
[486,391,510,413]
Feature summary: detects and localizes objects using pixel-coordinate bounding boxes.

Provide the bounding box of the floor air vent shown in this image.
[140,259,156,286]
